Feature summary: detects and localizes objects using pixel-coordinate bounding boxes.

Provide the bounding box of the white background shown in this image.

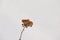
[0,0,60,40]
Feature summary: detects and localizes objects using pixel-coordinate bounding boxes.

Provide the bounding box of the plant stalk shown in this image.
[19,27,25,40]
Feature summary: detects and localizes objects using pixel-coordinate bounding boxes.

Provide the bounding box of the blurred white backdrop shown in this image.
[0,0,60,40]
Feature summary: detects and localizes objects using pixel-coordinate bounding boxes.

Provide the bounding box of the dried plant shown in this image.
[19,19,33,40]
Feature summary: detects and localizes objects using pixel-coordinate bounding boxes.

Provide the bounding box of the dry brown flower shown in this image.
[22,19,33,28]
[19,19,33,40]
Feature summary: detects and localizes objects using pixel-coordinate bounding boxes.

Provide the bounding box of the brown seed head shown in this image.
[22,19,33,28]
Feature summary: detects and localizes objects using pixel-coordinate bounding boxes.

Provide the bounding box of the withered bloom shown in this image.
[22,19,33,28]
[19,19,33,40]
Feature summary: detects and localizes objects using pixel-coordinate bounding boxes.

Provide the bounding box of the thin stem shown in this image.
[19,27,25,40]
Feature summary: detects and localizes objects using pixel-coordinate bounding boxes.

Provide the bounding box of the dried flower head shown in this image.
[22,19,33,28]
[19,19,33,40]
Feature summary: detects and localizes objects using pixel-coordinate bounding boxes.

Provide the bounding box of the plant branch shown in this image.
[19,27,25,40]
